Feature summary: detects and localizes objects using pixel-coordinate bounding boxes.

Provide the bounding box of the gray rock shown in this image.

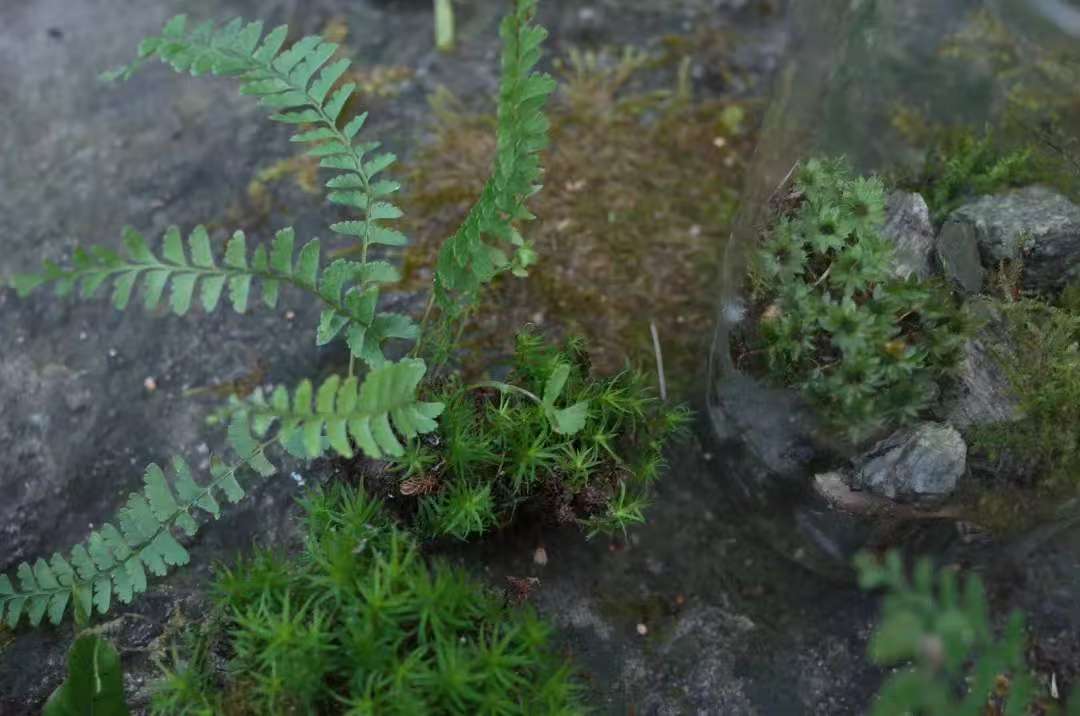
[935,220,986,293]
[940,301,1022,430]
[882,191,935,280]
[709,373,834,495]
[851,423,967,503]
[940,186,1080,295]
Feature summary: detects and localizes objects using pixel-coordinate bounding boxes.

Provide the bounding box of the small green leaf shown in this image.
[227,414,276,477]
[295,240,320,288]
[43,635,130,716]
[161,226,186,265]
[549,401,589,436]
[543,363,570,407]
[188,226,214,268]
[224,231,247,269]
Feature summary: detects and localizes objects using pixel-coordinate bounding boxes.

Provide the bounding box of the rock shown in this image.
[939,186,1080,295]
[940,300,1022,430]
[935,220,986,293]
[882,191,935,280]
[850,423,966,503]
[709,373,834,496]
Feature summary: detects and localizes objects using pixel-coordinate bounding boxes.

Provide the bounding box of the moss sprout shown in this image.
[395,331,689,541]
[151,483,584,715]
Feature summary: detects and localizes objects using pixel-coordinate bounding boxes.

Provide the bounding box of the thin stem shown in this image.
[467,381,543,407]
[411,292,437,359]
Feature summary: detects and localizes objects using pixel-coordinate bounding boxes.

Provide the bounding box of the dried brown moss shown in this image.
[400,47,756,391]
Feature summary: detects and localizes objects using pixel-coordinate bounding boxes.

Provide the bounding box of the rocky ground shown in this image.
[7,0,1079,714]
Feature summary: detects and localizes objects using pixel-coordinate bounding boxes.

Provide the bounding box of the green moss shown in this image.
[151,483,584,715]
[970,292,1080,490]
[892,9,1080,218]
[900,126,1036,223]
[748,158,968,442]
[396,331,690,541]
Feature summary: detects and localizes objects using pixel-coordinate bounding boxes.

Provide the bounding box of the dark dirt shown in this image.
[6,0,1076,714]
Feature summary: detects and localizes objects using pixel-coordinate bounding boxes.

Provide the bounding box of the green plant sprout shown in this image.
[398,333,688,541]
[856,551,1035,716]
[435,0,456,53]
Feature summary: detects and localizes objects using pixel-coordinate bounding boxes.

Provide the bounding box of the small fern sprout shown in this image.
[429,0,557,344]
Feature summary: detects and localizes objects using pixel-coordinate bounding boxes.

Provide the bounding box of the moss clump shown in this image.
[900,127,1036,223]
[971,290,1080,491]
[748,158,967,441]
[892,9,1080,218]
[151,483,584,715]
[394,331,689,541]
[398,46,754,387]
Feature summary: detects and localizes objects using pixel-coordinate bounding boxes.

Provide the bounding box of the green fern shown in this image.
[126,15,406,259]
[2,0,549,630]
[0,419,273,628]
[14,226,413,367]
[432,0,554,323]
[233,358,444,460]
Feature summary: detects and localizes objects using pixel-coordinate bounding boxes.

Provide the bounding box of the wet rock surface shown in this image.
[882,191,936,281]
[850,423,966,504]
[939,299,1022,432]
[936,219,986,293]
[940,186,1080,295]
[709,373,836,497]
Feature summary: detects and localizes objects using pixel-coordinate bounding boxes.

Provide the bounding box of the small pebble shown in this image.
[143,376,157,392]
[636,623,648,636]
[285,310,296,320]
[533,546,548,566]
[108,348,118,358]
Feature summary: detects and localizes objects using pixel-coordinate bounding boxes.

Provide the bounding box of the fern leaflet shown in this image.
[233,358,443,460]
[0,419,273,628]
[13,225,415,368]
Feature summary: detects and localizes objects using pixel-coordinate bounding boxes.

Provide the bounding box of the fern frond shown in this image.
[0,421,273,628]
[233,358,444,460]
[13,225,416,368]
[120,16,406,260]
[433,0,554,304]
